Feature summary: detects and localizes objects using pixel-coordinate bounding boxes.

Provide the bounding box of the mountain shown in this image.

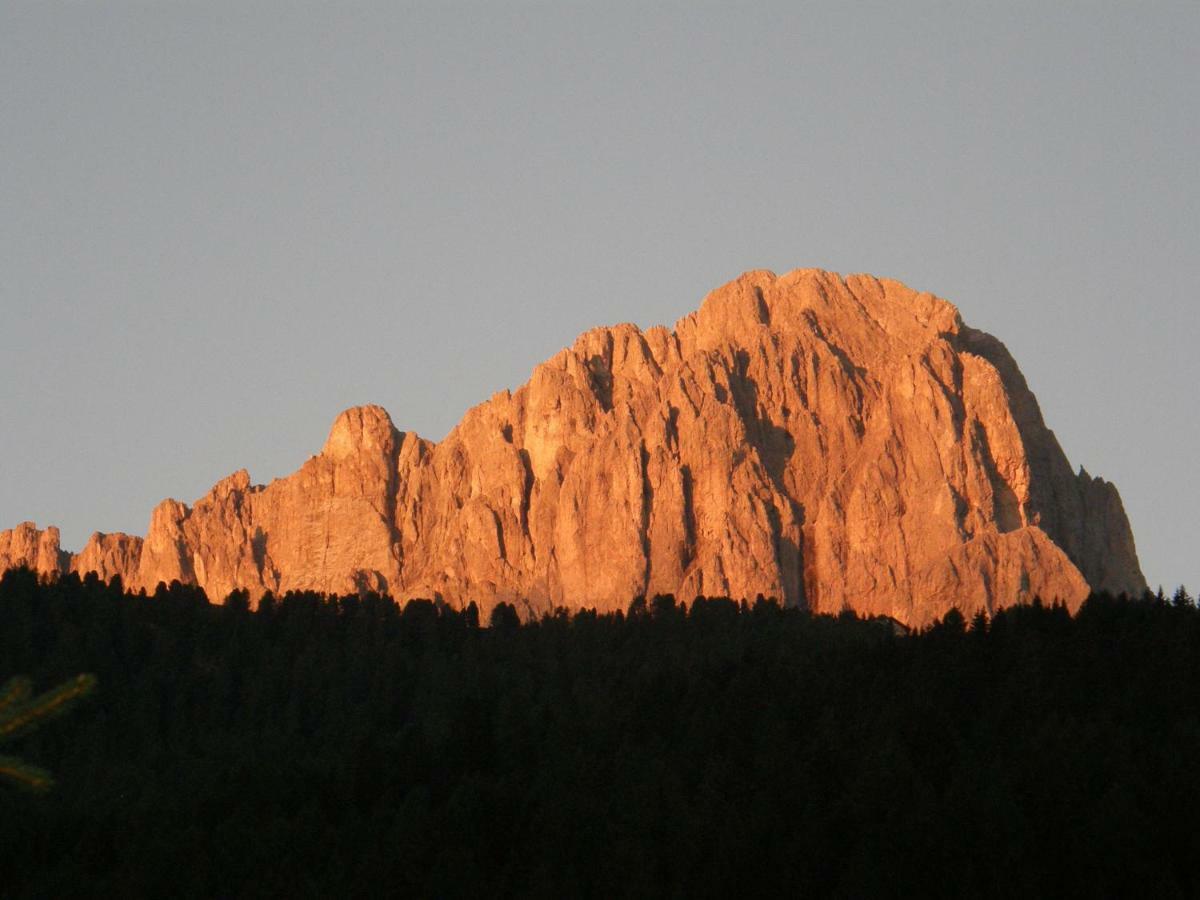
[1,269,1144,625]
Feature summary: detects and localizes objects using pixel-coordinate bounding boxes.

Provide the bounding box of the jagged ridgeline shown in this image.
[0,270,1144,626]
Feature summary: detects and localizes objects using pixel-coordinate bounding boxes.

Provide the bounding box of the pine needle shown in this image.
[0,677,33,715]
[0,674,98,742]
[0,754,54,793]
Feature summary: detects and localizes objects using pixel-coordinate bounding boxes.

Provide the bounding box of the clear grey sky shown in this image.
[2,3,1196,593]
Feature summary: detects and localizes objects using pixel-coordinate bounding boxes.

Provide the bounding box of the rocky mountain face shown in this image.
[1,270,1145,626]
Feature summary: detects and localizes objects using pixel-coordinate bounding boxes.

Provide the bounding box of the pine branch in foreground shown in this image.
[0,674,96,793]
[0,754,53,792]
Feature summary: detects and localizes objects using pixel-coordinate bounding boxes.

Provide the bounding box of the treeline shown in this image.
[2,568,1200,897]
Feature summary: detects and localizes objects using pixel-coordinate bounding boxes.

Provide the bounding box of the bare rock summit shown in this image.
[1,270,1145,626]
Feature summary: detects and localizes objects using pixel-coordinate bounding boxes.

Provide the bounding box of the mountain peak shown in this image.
[0,269,1144,625]
[322,405,398,461]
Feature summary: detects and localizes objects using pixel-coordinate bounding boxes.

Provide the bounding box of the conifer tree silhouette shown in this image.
[0,674,96,792]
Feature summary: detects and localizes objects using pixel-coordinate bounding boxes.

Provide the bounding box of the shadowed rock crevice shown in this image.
[727,348,797,493]
[955,325,1144,595]
[679,464,697,569]
[250,527,267,573]
[586,354,614,412]
[971,421,1023,533]
[638,445,653,590]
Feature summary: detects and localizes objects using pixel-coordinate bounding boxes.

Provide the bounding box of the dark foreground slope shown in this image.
[2,570,1197,898]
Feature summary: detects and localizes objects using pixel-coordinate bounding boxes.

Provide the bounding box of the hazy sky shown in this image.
[2,3,1196,593]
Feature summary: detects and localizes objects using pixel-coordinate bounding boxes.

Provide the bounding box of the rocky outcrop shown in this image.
[0,522,69,580]
[1,269,1146,626]
[71,532,143,584]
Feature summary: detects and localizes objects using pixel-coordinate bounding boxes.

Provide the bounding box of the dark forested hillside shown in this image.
[2,568,1199,898]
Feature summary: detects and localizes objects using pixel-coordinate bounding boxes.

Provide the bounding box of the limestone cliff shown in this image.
[0,522,69,579]
[1,270,1145,626]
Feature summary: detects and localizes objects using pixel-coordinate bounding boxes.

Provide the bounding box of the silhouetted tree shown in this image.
[488,601,520,629]
[650,593,679,619]
[3,570,1200,896]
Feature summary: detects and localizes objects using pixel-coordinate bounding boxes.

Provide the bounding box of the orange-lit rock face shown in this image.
[1,270,1145,626]
[0,522,68,579]
[71,532,142,584]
